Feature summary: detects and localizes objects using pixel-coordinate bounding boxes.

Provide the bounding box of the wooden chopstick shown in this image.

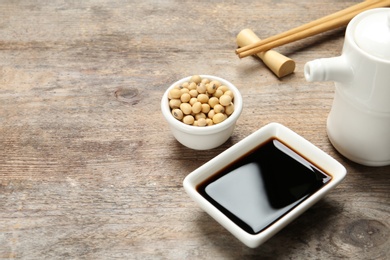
[236,0,390,58]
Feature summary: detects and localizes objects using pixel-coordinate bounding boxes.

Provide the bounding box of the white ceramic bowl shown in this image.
[161,75,243,150]
[183,123,347,248]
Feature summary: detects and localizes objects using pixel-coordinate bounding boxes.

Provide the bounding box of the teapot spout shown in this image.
[304,56,353,83]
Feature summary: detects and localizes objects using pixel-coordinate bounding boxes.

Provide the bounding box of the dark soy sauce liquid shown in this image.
[197,138,332,235]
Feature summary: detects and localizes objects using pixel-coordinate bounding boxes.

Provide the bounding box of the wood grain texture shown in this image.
[0,0,389,259]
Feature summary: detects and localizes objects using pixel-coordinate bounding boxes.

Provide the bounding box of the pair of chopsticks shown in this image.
[236,0,390,58]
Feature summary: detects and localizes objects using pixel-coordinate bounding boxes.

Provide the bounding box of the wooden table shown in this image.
[1,0,389,259]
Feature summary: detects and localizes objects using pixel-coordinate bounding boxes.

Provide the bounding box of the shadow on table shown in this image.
[169,137,237,177]
[193,199,341,258]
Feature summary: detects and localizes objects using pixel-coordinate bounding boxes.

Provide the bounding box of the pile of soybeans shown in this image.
[168,75,235,126]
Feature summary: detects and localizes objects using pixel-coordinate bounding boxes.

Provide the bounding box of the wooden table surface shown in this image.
[1,0,389,259]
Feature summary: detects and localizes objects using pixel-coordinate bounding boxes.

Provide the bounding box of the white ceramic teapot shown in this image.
[304,8,390,166]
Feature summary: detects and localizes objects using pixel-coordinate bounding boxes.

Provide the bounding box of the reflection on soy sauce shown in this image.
[197,138,332,234]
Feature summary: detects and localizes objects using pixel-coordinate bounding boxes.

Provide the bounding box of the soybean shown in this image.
[180,88,189,94]
[213,104,225,114]
[169,99,181,109]
[188,82,197,90]
[201,78,210,84]
[213,89,224,98]
[180,103,192,115]
[206,82,217,94]
[201,103,210,114]
[183,115,195,125]
[172,109,183,120]
[224,90,234,99]
[189,89,198,97]
[190,75,202,84]
[197,94,209,104]
[192,102,202,114]
[208,97,219,108]
[218,85,228,93]
[197,84,207,94]
[169,88,182,99]
[180,93,191,103]
[208,109,215,119]
[225,103,234,116]
[195,113,206,120]
[219,94,232,106]
[189,97,198,106]
[197,118,207,127]
[213,113,227,124]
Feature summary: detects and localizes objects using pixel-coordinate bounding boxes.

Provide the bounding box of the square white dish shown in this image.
[183,122,347,248]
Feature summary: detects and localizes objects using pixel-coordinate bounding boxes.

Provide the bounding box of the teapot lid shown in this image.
[354,9,390,60]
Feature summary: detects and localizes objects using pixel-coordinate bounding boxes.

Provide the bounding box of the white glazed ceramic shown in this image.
[183,123,347,248]
[304,8,390,166]
[161,75,243,150]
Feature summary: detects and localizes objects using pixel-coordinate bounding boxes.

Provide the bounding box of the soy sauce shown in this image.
[197,138,332,235]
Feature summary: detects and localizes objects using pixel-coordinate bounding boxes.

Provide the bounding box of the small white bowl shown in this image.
[183,123,347,248]
[161,75,243,150]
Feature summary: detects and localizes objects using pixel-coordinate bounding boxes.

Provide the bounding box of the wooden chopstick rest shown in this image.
[236,29,295,78]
